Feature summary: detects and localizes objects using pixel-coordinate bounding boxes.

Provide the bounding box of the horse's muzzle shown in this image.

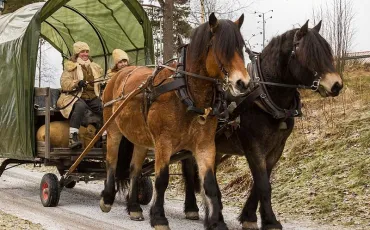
[331,82,343,96]
[236,79,250,92]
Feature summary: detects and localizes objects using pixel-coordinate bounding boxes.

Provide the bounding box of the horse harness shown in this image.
[142,43,230,121]
[230,30,323,122]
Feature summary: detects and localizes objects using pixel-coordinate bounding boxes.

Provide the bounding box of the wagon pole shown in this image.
[60,80,149,186]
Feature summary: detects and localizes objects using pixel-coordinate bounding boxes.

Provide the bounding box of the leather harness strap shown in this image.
[142,44,229,118]
[148,78,186,102]
[230,52,303,120]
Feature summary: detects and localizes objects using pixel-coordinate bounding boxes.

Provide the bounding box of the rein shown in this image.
[250,80,315,90]
[158,65,219,83]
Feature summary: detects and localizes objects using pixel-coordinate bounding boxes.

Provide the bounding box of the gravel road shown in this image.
[0,166,350,230]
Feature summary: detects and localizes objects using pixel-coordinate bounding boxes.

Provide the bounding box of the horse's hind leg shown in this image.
[181,156,200,220]
[194,141,227,230]
[127,145,147,221]
[150,139,172,230]
[100,127,122,213]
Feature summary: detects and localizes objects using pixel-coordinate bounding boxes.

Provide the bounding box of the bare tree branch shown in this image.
[312,0,355,77]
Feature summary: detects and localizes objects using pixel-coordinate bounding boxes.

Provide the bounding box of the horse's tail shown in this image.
[115,136,134,192]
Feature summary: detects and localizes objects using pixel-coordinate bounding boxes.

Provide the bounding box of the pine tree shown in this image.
[143,0,192,62]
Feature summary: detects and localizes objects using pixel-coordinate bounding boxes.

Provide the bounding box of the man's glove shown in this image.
[78,80,87,88]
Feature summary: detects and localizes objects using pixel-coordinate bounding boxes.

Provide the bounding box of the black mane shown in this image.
[188,19,245,68]
[298,29,334,73]
[261,28,334,79]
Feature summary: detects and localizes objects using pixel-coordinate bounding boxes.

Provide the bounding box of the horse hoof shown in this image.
[185,211,199,220]
[261,223,283,230]
[242,221,259,230]
[99,198,111,213]
[154,225,171,230]
[129,211,144,221]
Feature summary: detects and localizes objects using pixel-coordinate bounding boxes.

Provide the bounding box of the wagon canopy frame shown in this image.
[0,0,154,160]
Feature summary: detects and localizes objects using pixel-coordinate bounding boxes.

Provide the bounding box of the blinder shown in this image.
[207,33,232,92]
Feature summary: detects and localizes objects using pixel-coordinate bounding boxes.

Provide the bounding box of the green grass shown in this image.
[167,68,370,229]
[217,68,370,229]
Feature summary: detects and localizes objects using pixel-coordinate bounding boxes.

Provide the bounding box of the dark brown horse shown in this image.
[100,13,249,230]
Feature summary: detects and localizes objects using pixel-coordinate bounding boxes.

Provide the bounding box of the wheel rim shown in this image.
[42,182,49,201]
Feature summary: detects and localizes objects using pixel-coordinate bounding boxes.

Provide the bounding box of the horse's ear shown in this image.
[209,12,218,32]
[313,20,322,32]
[297,20,309,39]
[235,14,244,29]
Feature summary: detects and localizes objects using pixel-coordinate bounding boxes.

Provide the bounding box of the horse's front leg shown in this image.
[100,127,122,212]
[150,139,172,230]
[181,156,200,220]
[239,185,259,230]
[242,149,282,230]
[127,145,147,221]
[194,141,227,230]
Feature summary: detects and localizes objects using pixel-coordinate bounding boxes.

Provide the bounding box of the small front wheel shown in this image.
[40,173,60,207]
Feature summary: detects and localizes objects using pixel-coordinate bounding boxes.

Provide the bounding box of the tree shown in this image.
[2,0,44,14]
[143,0,191,62]
[312,0,355,77]
[35,39,60,88]
[189,0,253,26]
[157,0,175,61]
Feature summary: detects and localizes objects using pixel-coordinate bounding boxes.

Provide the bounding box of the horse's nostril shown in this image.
[236,79,248,90]
[331,82,343,94]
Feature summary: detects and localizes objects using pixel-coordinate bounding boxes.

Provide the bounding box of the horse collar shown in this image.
[144,45,229,120]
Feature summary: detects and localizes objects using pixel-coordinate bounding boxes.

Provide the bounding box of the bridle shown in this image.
[288,30,322,91]
[246,29,323,92]
[207,35,232,92]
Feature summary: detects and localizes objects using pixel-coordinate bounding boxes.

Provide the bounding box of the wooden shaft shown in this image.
[65,81,147,177]
[45,87,51,160]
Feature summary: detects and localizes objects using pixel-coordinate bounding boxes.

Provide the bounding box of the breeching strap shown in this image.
[64,80,149,178]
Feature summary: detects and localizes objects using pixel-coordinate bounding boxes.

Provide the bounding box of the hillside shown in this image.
[168,66,370,229]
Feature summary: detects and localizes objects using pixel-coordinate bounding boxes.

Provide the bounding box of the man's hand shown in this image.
[78,80,87,88]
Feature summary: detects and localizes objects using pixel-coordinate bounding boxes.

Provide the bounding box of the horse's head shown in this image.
[288,20,343,97]
[188,13,250,96]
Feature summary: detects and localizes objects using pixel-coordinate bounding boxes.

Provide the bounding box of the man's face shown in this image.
[78,50,89,61]
[117,59,128,69]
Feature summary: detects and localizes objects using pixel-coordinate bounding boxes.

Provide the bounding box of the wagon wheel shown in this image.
[40,173,60,207]
[65,180,77,189]
[138,176,153,205]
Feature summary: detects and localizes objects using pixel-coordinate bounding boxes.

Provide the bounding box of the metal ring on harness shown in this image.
[310,72,321,91]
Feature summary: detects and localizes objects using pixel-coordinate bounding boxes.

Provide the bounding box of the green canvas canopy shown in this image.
[0,0,154,160]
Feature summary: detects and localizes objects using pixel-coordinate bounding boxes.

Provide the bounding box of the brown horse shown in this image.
[100,13,249,230]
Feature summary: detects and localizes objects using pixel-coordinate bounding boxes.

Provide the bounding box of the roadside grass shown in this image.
[0,210,43,230]
[167,67,370,229]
